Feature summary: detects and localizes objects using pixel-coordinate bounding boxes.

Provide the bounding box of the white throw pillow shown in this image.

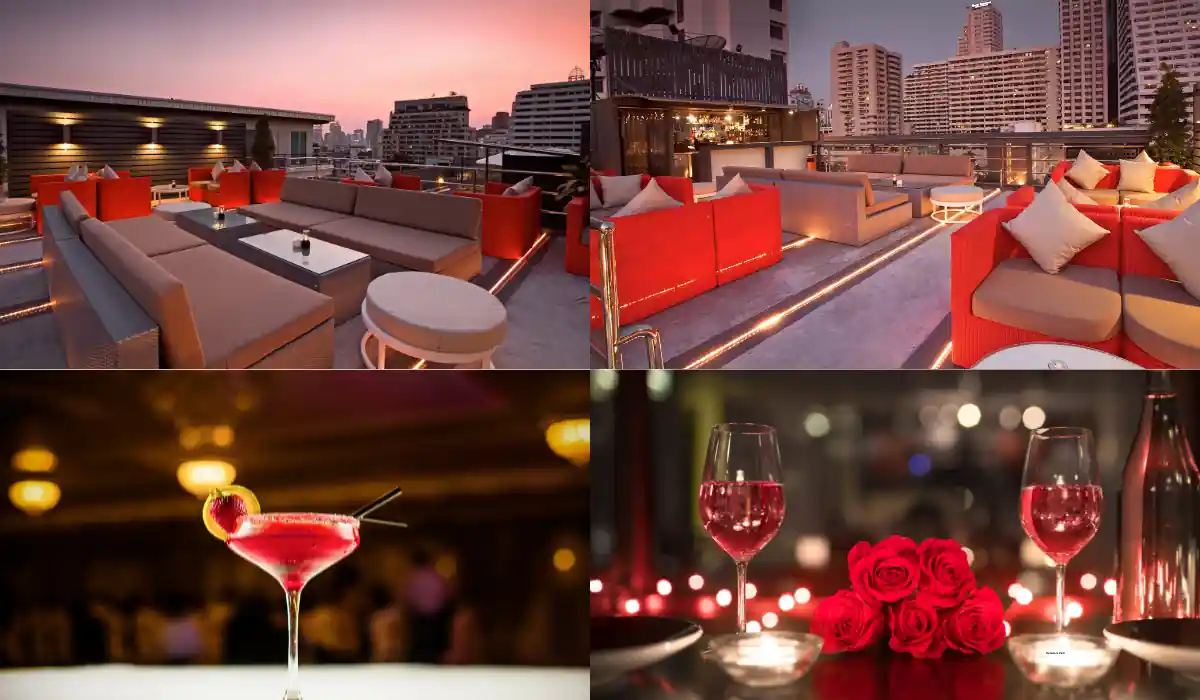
[1065,150,1109,190]
[709,174,755,200]
[249,161,263,172]
[229,160,246,173]
[1117,159,1157,193]
[504,176,535,196]
[590,185,602,208]
[66,164,79,180]
[1056,177,1098,206]
[1146,179,1200,212]
[373,164,393,187]
[100,165,119,179]
[1002,180,1110,274]
[353,167,373,183]
[1136,150,1155,165]
[211,162,225,182]
[612,178,684,218]
[597,175,644,208]
[1136,199,1200,298]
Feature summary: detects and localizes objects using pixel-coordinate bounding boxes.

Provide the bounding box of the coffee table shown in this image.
[973,342,1141,370]
[174,208,275,251]
[869,180,939,217]
[930,185,985,223]
[237,230,370,324]
[151,184,191,204]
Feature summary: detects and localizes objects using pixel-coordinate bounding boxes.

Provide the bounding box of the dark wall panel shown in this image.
[6,108,248,196]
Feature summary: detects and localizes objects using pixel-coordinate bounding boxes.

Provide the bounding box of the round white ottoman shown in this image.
[930,185,984,223]
[0,197,35,220]
[360,272,508,369]
[154,201,212,221]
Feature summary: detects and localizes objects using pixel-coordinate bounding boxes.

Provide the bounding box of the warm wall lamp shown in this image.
[61,123,71,144]
[150,126,158,144]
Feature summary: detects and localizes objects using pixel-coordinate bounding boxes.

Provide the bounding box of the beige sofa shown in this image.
[846,153,976,186]
[240,178,483,279]
[717,166,912,246]
[47,191,334,368]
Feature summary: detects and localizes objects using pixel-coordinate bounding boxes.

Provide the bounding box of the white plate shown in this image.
[590,616,703,687]
[1105,619,1200,678]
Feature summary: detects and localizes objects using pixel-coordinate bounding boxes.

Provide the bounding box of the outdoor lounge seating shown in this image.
[96,176,152,221]
[250,169,288,204]
[42,191,335,369]
[717,166,911,246]
[239,177,484,280]
[844,153,975,187]
[190,170,251,208]
[340,173,423,190]
[587,184,782,329]
[1047,159,1198,206]
[452,181,541,259]
[1120,209,1199,369]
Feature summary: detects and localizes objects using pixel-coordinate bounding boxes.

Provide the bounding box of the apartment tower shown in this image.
[904,48,1059,133]
[830,41,903,136]
[1058,0,1114,127]
[956,1,1004,56]
[1115,0,1200,125]
[366,118,383,154]
[383,94,470,165]
[509,76,592,152]
[903,62,950,133]
[590,0,790,63]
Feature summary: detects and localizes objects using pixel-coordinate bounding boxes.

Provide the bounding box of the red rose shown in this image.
[888,598,947,659]
[916,539,976,609]
[944,587,1006,655]
[812,589,885,653]
[849,537,919,604]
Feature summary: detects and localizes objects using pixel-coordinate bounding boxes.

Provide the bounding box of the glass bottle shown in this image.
[1115,371,1200,622]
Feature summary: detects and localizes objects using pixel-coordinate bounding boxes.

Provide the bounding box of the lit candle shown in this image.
[736,633,799,669]
[1034,637,1109,669]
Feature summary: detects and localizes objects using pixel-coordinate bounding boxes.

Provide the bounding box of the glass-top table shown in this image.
[174,208,274,249]
[236,230,371,323]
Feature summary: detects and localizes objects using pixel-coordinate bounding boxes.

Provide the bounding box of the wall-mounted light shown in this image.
[150,126,158,145]
[61,123,71,145]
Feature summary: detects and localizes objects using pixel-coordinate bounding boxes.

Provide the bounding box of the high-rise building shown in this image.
[816,99,834,134]
[905,47,1060,133]
[956,2,1004,56]
[590,0,790,64]
[1058,0,1114,128]
[325,121,346,147]
[352,128,365,145]
[366,119,383,154]
[1115,0,1200,126]
[903,62,950,133]
[312,125,323,151]
[383,94,471,165]
[830,41,903,136]
[789,83,816,108]
[491,111,511,130]
[509,76,592,152]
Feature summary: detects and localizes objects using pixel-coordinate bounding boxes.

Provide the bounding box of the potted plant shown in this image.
[1147,63,1197,169]
[252,116,276,170]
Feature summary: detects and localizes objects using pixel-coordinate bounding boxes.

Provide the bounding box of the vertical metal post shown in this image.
[1023,144,1034,186]
[595,220,621,369]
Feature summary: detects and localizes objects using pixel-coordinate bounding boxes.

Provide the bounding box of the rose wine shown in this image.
[1020,485,1103,564]
[699,480,785,561]
[1115,372,1200,622]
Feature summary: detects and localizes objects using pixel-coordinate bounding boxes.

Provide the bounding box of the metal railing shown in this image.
[812,131,1168,187]
[590,218,665,369]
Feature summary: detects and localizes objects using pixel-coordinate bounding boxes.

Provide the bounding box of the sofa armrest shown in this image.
[391,173,422,191]
[97,176,152,221]
[950,210,1012,322]
[1049,161,1070,184]
[36,180,98,233]
[1122,210,1178,280]
[712,186,782,285]
[1006,186,1036,207]
[773,180,867,241]
[452,188,542,259]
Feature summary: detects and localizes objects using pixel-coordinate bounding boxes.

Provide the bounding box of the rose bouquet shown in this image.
[811,537,1006,659]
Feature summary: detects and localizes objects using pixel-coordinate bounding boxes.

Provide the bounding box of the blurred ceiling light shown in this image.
[999,405,1023,430]
[803,412,831,438]
[624,598,640,615]
[1080,573,1097,590]
[435,554,457,579]
[211,425,235,448]
[716,589,733,607]
[176,459,236,497]
[957,403,982,428]
[552,547,576,572]
[746,620,762,633]
[688,574,705,590]
[656,579,672,595]
[590,579,603,594]
[591,370,618,400]
[1103,579,1117,596]
[545,418,590,466]
[12,446,57,473]
[9,480,61,516]
[778,593,795,611]
[794,587,812,604]
[745,582,757,599]
[794,535,831,569]
[762,612,779,628]
[1022,406,1046,430]
[646,370,672,401]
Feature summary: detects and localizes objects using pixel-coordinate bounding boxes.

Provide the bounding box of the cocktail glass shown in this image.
[227,513,361,700]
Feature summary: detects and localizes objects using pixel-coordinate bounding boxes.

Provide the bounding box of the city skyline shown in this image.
[789,0,1058,102]
[0,0,588,130]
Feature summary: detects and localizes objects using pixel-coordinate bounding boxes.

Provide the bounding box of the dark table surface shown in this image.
[594,633,1200,700]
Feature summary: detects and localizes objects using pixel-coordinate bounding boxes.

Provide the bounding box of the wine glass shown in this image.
[1020,427,1103,634]
[699,423,785,635]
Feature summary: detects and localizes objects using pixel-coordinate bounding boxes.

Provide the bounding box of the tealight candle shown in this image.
[737,633,800,669]
[1008,633,1119,689]
[708,631,822,688]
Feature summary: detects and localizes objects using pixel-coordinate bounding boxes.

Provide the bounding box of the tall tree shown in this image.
[251,117,276,169]
[1147,63,1196,169]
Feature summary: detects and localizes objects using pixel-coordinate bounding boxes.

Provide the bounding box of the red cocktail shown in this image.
[228,513,361,591]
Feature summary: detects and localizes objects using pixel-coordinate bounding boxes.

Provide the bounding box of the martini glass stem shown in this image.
[1055,563,1066,634]
[735,561,748,635]
[284,588,302,700]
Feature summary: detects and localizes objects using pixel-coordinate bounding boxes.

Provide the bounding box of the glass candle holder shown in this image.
[706,632,822,688]
[1008,633,1119,689]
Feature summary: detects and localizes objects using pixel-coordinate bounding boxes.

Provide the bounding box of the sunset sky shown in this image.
[0,0,588,130]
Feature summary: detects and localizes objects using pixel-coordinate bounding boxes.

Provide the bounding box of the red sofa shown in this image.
[588,183,783,329]
[340,173,422,190]
[452,182,541,260]
[250,170,287,204]
[34,179,97,233]
[950,206,1123,368]
[1120,209,1192,369]
[1047,160,1197,206]
[191,170,251,208]
[96,176,152,221]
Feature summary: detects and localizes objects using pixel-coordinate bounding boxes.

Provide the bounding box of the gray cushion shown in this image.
[59,191,90,229]
[353,186,482,241]
[107,216,207,258]
[280,177,358,214]
[310,216,479,275]
[1122,274,1200,368]
[364,272,506,355]
[239,201,351,230]
[972,257,1121,342]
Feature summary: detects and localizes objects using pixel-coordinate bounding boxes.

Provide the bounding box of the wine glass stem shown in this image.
[735,560,748,635]
[284,588,302,700]
[1055,563,1066,634]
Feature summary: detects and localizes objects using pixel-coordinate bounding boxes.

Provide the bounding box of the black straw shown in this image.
[351,486,403,518]
[361,517,408,528]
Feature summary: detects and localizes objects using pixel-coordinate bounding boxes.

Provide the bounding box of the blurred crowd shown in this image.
[0,549,586,669]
